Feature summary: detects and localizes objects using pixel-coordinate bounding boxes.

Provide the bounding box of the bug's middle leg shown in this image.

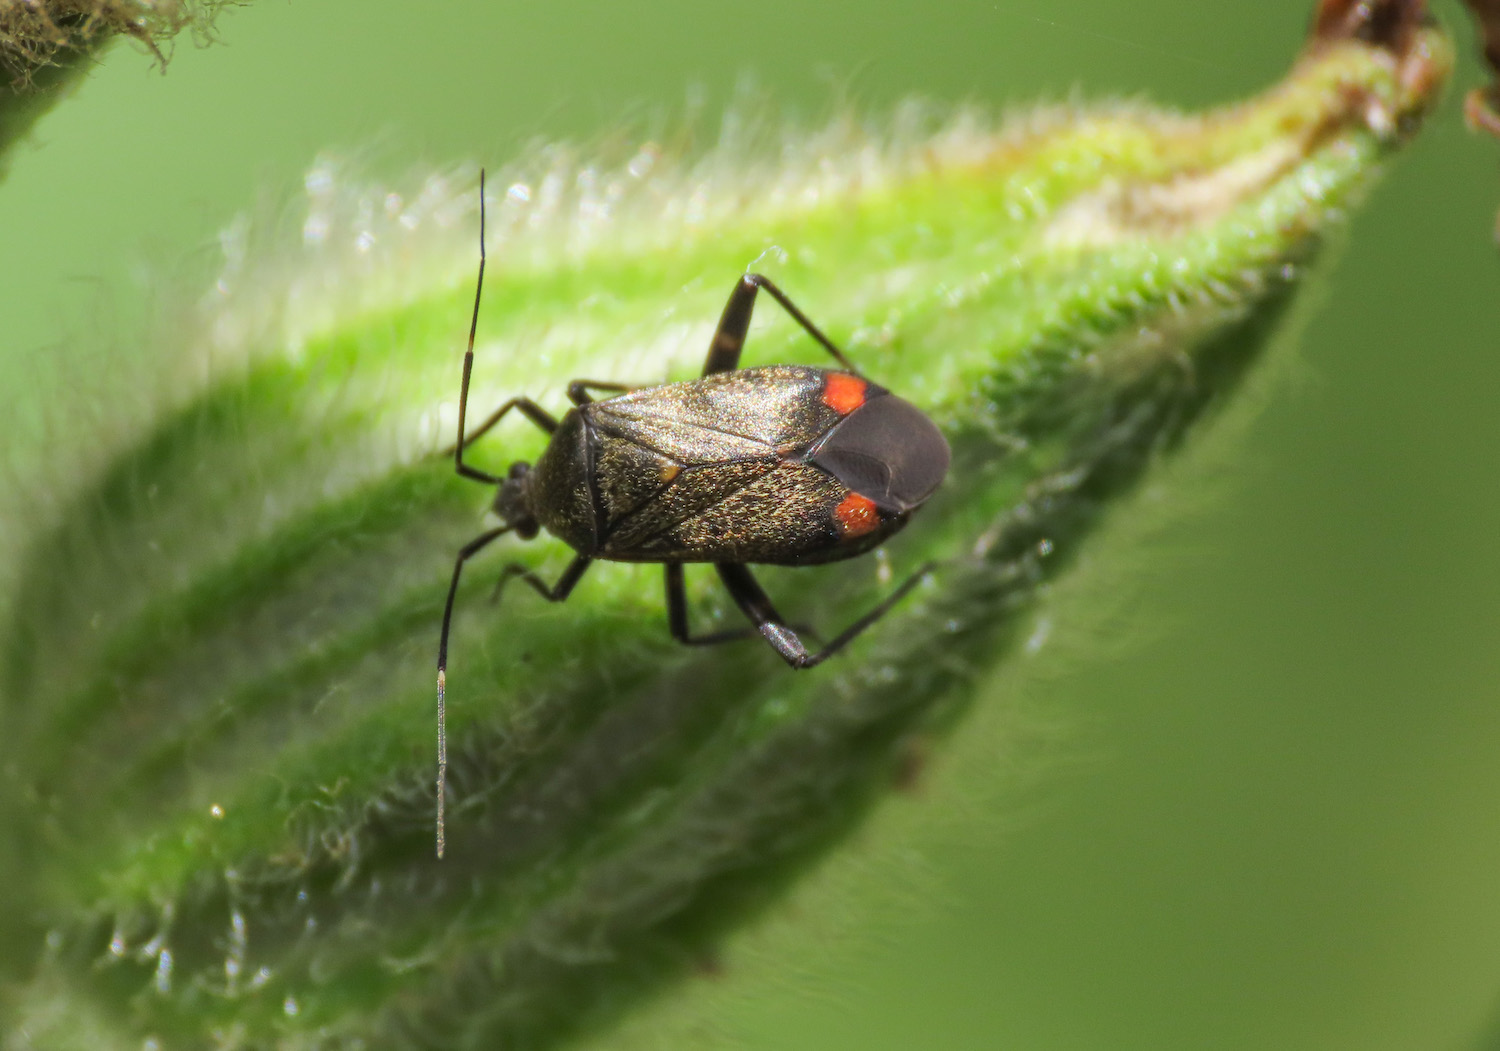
[714,562,930,669]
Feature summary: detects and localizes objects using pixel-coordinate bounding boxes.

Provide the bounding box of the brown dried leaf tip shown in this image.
[1309,0,1448,107]
[1460,0,1500,137]
[1311,0,1429,52]
[1313,0,1500,238]
[0,0,224,87]
[1455,0,1500,238]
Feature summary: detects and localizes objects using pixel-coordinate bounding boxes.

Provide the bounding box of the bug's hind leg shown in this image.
[492,553,593,605]
[714,562,931,669]
[665,564,824,647]
[702,273,856,376]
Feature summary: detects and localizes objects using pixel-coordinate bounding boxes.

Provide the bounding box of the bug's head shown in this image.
[493,461,540,539]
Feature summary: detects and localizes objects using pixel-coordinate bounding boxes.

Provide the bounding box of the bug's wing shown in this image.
[603,460,849,563]
[592,366,837,459]
[589,366,900,563]
[589,434,693,529]
[586,367,831,536]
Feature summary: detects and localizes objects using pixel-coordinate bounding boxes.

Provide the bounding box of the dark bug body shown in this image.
[529,365,944,565]
[432,173,949,857]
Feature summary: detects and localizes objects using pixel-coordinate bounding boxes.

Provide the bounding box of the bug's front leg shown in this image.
[448,397,558,484]
[492,554,594,605]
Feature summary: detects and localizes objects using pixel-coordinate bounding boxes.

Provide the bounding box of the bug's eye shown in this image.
[812,394,950,512]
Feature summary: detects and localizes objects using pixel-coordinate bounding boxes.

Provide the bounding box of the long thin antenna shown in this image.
[454,169,488,475]
[436,169,490,860]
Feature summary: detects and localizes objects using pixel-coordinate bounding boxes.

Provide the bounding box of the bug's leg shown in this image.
[714,562,932,669]
[448,397,558,484]
[702,273,856,376]
[492,553,593,605]
[435,522,513,858]
[567,380,635,406]
[664,563,761,645]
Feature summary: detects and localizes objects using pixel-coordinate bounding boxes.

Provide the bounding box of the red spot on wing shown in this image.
[834,491,880,538]
[822,373,868,415]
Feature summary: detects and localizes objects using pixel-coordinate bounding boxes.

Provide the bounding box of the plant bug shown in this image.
[434,172,950,856]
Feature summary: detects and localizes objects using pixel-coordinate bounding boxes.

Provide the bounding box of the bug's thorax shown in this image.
[525,410,598,553]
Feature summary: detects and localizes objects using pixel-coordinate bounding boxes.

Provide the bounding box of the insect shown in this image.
[434,172,950,856]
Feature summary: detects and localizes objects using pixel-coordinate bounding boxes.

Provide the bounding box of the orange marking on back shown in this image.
[834,492,880,538]
[822,373,868,415]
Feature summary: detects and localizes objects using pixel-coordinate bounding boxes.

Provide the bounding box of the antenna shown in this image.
[436,168,489,860]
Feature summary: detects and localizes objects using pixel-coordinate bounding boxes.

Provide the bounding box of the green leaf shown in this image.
[0,9,1451,1048]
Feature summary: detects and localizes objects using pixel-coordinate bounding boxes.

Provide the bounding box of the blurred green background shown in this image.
[2,2,1498,1048]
